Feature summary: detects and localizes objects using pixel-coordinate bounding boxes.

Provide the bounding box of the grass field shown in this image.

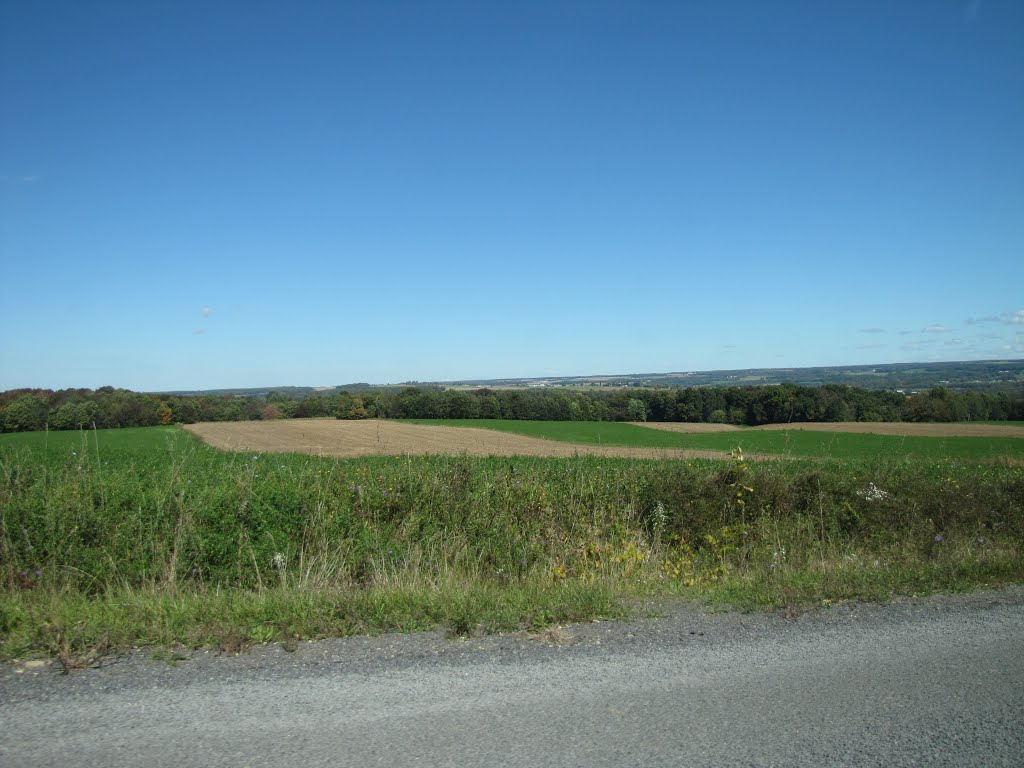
[403,419,1024,461]
[2,424,1023,663]
[0,425,191,454]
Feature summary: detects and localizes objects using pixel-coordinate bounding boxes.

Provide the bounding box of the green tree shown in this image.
[3,395,48,432]
[626,398,648,422]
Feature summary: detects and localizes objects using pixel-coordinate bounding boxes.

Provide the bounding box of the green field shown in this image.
[3,424,1023,662]
[403,419,1024,461]
[0,425,191,454]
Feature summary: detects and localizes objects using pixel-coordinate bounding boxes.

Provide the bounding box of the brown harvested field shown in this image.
[634,421,1024,438]
[184,419,739,460]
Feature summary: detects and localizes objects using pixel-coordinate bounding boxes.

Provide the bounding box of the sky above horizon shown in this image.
[2,0,1022,391]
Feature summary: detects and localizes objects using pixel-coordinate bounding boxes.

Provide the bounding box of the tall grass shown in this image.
[2,434,1023,658]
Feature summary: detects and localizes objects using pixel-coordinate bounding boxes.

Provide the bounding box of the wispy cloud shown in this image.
[858,328,885,334]
[943,338,964,346]
[1,173,42,184]
[923,324,949,333]
[965,0,982,23]
[201,306,213,318]
[901,340,937,352]
[967,309,1023,326]
[193,328,207,335]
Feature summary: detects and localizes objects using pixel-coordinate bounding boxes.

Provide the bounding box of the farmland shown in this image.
[182,418,1024,462]
[2,422,1023,662]
[402,419,1024,462]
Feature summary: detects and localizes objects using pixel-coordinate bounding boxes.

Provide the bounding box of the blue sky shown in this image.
[2,0,1022,391]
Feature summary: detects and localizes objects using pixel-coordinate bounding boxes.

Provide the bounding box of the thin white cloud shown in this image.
[968,309,1024,326]
[923,324,949,333]
[201,306,212,318]
[21,175,41,183]
[901,340,937,352]
[965,0,982,23]
[193,328,207,335]
[943,338,964,346]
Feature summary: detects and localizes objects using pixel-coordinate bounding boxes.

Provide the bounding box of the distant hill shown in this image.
[438,360,1024,394]
[157,383,380,398]
[155,360,1023,397]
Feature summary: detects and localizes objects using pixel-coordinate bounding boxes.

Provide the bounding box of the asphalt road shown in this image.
[3,588,1023,767]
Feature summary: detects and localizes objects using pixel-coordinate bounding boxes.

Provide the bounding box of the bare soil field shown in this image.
[635,421,1024,438]
[184,419,737,460]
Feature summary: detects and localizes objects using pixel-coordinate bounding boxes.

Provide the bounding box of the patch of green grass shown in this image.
[0,426,193,454]
[0,579,624,660]
[403,419,1024,461]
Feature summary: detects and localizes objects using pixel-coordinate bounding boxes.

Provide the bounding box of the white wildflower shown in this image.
[857,483,889,502]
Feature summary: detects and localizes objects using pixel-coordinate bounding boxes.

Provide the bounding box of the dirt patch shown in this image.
[635,421,1024,438]
[184,419,743,460]
[627,422,742,433]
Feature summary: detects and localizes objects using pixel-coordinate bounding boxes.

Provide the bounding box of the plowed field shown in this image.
[184,419,737,459]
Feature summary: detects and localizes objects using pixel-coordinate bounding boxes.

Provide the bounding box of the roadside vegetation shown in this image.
[2,426,1023,663]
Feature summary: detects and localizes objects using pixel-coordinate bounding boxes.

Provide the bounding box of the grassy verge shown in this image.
[2,428,1023,660]
[402,419,1024,461]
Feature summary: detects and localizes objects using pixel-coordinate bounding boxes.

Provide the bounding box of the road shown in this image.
[3,588,1023,767]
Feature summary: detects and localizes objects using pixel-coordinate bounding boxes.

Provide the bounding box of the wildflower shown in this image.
[857,483,889,502]
[978,537,986,544]
[71,451,77,456]
[33,569,40,578]
[934,534,943,543]
[272,552,286,569]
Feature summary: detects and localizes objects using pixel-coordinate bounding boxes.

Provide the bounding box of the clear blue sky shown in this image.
[2,0,1022,391]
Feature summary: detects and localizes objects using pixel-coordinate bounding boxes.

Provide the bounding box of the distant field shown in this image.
[405,419,1024,461]
[3,421,1022,462]
[184,419,734,459]
[643,421,1024,438]
[0,426,191,454]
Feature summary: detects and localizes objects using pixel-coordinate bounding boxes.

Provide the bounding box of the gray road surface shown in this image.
[3,588,1023,767]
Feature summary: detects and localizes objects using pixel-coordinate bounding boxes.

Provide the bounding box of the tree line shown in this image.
[1,383,1022,433]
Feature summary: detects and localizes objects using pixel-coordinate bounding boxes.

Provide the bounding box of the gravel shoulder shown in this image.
[3,587,1023,767]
